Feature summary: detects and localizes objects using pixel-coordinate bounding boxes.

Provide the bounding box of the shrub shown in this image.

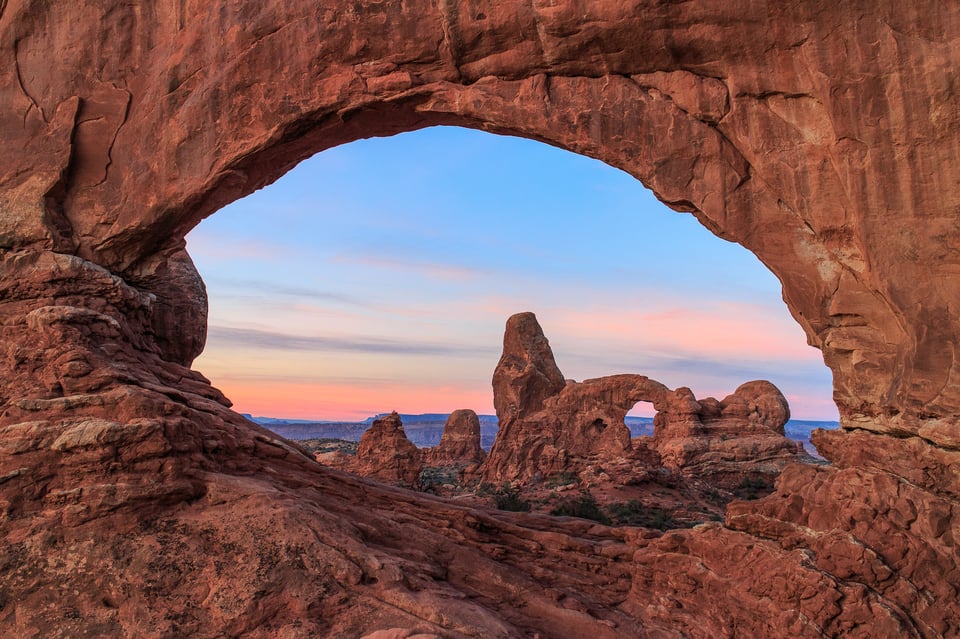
[545,471,580,488]
[419,467,460,494]
[606,500,677,530]
[493,484,531,512]
[550,491,610,524]
[644,507,677,530]
[739,476,769,490]
[474,481,496,497]
[737,476,771,500]
[606,499,645,523]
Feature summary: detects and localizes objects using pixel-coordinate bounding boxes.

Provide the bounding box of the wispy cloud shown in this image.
[565,350,830,389]
[331,253,486,282]
[564,352,775,381]
[187,236,290,261]
[207,325,497,357]
[207,277,372,307]
[548,302,816,362]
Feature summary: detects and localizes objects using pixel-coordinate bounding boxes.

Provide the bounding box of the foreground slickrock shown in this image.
[1,1,959,637]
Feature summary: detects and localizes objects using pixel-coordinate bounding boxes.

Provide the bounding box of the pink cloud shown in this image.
[548,302,817,363]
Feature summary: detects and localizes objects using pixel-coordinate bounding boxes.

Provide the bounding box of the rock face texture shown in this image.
[355,412,424,488]
[654,380,807,487]
[482,313,808,487]
[425,409,485,468]
[491,312,568,423]
[1,1,959,637]
[484,313,666,482]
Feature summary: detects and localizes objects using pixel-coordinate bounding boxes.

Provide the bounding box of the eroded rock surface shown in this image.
[483,313,809,489]
[654,380,810,488]
[1,1,959,637]
[425,409,485,468]
[355,411,423,488]
[491,312,567,423]
[484,312,666,482]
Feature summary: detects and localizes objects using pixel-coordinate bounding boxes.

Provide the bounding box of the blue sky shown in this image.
[187,126,838,421]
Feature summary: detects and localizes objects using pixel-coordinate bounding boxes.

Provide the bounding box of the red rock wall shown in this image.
[3,1,959,436]
[1,1,959,637]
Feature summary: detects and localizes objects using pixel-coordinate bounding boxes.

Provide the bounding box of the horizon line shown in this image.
[245,411,842,425]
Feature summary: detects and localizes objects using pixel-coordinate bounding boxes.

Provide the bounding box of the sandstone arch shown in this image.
[4,1,956,438]
[1,1,959,637]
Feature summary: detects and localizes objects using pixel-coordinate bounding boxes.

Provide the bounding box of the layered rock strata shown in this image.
[0,1,958,636]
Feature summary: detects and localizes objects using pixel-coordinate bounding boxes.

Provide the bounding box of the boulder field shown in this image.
[1,1,959,637]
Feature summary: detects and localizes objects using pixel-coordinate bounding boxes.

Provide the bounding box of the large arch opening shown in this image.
[184,125,835,522]
[186,125,837,427]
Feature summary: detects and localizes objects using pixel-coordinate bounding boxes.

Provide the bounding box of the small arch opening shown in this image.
[188,127,836,423]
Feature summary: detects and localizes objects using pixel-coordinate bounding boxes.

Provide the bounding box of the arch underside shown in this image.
[1,1,959,636]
